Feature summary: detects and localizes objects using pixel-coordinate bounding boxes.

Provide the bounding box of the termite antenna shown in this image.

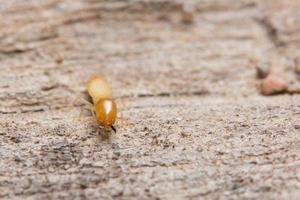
[111,125,116,133]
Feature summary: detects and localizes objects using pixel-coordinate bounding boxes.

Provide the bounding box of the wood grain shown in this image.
[0,0,300,199]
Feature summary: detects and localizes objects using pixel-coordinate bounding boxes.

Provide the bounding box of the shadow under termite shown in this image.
[97,125,116,142]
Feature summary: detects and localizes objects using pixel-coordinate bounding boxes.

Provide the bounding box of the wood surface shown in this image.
[0,0,300,199]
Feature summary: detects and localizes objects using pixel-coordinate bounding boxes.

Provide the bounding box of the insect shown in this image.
[86,74,117,133]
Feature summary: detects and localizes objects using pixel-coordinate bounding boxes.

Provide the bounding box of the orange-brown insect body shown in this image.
[87,75,117,129]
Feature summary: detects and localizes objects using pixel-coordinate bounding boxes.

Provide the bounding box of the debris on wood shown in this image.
[180,3,195,24]
[261,74,288,95]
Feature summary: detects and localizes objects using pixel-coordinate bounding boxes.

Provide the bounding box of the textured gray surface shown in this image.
[0,0,300,199]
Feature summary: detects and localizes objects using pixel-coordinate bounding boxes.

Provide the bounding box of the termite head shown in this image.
[95,98,117,129]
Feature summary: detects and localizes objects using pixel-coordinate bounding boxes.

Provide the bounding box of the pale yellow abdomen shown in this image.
[87,75,112,104]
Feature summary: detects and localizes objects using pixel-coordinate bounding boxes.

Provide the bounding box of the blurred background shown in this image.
[0,0,300,199]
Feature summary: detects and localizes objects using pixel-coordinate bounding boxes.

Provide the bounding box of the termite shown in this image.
[86,75,117,133]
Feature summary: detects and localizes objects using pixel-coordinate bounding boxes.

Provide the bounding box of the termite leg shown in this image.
[97,127,101,135]
[115,98,132,128]
[79,107,85,120]
[97,126,111,141]
[80,97,93,107]
[78,104,95,121]
[97,125,104,135]
[73,94,93,107]
[90,106,97,121]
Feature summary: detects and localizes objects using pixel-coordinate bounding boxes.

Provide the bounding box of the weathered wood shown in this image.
[0,0,300,199]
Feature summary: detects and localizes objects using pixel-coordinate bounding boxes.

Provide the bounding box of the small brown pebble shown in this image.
[261,74,288,95]
[181,3,195,24]
[55,56,64,64]
[295,124,300,129]
[157,14,169,22]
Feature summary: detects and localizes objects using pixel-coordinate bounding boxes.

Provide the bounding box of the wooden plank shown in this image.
[0,0,300,199]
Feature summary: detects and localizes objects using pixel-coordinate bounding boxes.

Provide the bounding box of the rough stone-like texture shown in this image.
[0,0,300,199]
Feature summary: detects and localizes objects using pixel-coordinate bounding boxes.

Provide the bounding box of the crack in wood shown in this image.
[0,47,33,55]
[116,90,209,99]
